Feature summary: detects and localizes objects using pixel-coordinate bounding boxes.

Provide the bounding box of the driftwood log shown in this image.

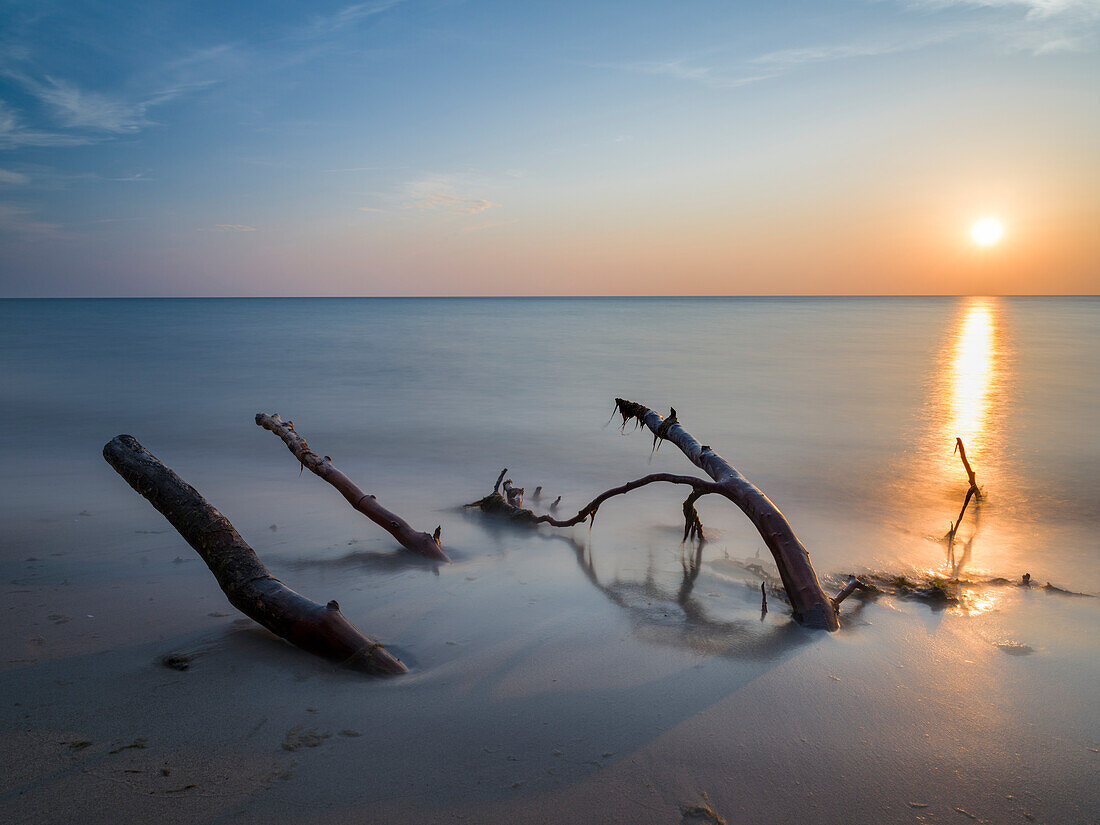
[103,435,407,675]
[471,399,842,630]
[256,413,448,562]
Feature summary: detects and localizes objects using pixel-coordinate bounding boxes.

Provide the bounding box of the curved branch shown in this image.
[256,413,448,562]
[532,473,721,528]
[614,398,839,630]
[103,435,407,676]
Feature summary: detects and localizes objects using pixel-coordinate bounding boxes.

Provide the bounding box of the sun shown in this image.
[970,217,1004,247]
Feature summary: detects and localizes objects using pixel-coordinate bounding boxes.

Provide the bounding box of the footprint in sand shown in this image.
[281,726,331,751]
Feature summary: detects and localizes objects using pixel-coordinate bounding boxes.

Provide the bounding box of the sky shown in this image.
[0,0,1098,296]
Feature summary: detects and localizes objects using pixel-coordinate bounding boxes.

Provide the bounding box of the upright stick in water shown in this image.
[955,437,981,498]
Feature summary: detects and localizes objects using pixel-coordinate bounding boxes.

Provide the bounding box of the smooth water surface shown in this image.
[2,297,1097,591]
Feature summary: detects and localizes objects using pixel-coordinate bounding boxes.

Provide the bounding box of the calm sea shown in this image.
[1,296,1098,594]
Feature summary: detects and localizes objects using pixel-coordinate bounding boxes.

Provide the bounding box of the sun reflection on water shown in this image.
[955,587,1001,616]
[945,300,997,453]
[895,297,1013,591]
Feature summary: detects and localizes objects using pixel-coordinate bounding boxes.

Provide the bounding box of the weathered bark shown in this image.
[103,435,407,675]
[613,399,840,630]
[256,413,448,562]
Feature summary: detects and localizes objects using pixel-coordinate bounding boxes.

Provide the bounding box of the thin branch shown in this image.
[533,473,721,528]
[256,413,448,562]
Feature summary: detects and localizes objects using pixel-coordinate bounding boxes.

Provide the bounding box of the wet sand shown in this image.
[2,504,1097,825]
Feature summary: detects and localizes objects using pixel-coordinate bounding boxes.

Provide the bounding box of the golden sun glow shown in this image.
[947,301,996,448]
[970,217,1004,246]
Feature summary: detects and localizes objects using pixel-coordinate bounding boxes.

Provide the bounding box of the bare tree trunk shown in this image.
[614,399,840,630]
[103,435,408,675]
[256,413,448,562]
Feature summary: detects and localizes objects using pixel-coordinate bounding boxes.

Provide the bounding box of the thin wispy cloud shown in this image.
[198,224,257,232]
[910,0,1100,19]
[302,1,407,38]
[0,101,91,149]
[0,202,62,237]
[903,0,1100,52]
[623,59,773,89]
[362,174,502,217]
[0,168,29,185]
[401,192,498,215]
[612,0,1097,92]
[8,73,214,134]
[750,41,923,67]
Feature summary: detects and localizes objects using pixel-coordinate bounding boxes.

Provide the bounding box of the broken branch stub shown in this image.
[103,435,406,675]
[614,398,840,630]
[256,413,448,562]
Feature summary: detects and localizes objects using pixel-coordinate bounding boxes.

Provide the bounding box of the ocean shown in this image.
[2,296,1097,590]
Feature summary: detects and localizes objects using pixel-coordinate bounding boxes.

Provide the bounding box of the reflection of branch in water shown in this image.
[285,548,444,577]
[532,529,801,660]
[944,487,982,579]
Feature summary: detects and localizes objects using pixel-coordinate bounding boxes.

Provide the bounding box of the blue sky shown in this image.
[1,0,1098,295]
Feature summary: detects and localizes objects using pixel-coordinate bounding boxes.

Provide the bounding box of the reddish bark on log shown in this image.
[103,435,407,675]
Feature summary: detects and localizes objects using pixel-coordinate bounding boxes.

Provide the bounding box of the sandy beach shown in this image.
[3,523,1097,824]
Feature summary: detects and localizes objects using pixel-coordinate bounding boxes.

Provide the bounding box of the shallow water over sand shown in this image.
[1,296,1097,587]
